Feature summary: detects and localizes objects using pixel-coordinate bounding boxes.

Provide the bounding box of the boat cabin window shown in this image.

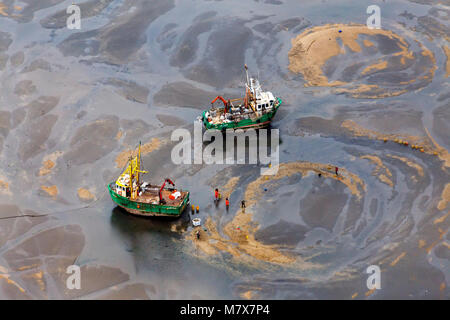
[257,104,262,110]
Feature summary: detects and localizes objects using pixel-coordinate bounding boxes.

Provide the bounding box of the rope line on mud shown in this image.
[0,188,109,221]
[0,143,139,221]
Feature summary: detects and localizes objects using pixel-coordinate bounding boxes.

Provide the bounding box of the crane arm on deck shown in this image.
[211,96,228,108]
[159,178,175,202]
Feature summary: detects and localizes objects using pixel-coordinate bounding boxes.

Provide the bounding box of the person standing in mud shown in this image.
[214,188,219,201]
[225,197,229,211]
[241,200,246,213]
[335,166,339,176]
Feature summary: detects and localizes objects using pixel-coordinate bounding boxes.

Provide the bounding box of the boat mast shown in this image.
[245,64,250,87]
[244,64,250,108]
[137,141,141,187]
[129,155,133,199]
[244,64,257,113]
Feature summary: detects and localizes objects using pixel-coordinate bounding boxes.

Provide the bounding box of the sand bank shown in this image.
[41,185,58,197]
[444,46,450,77]
[361,60,388,75]
[0,274,26,293]
[437,184,450,211]
[115,138,162,168]
[0,2,7,16]
[220,177,240,198]
[424,128,450,168]
[387,154,424,177]
[38,151,63,176]
[189,162,365,264]
[342,120,450,168]
[0,179,9,193]
[361,155,394,188]
[288,24,412,87]
[77,188,96,201]
[288,24,435,98]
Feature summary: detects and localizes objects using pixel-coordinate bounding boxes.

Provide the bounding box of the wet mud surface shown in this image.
[0,0,449,299]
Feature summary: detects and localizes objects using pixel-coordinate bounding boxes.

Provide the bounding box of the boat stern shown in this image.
[201,109,216,130]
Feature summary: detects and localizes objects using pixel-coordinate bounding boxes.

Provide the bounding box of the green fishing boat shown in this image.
[201,65,282,131]
[108,143,189,217]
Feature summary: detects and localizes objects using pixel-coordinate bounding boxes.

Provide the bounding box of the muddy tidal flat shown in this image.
[0,0,449,299]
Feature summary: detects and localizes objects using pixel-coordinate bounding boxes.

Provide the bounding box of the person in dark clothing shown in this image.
[335,167,339,175]
[241,200,246,208]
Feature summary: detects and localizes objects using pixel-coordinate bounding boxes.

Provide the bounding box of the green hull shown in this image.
[108,183,189,217]
[202,97,282,131]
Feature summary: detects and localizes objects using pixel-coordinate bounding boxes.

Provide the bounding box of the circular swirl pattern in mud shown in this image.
[0,0,448,300]
[288,24,437,98]
[189,104,450,299]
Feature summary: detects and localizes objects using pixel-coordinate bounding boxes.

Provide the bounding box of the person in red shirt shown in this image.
[225,197,229,210]
[335,166,339,176]
[214,189,220,205]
